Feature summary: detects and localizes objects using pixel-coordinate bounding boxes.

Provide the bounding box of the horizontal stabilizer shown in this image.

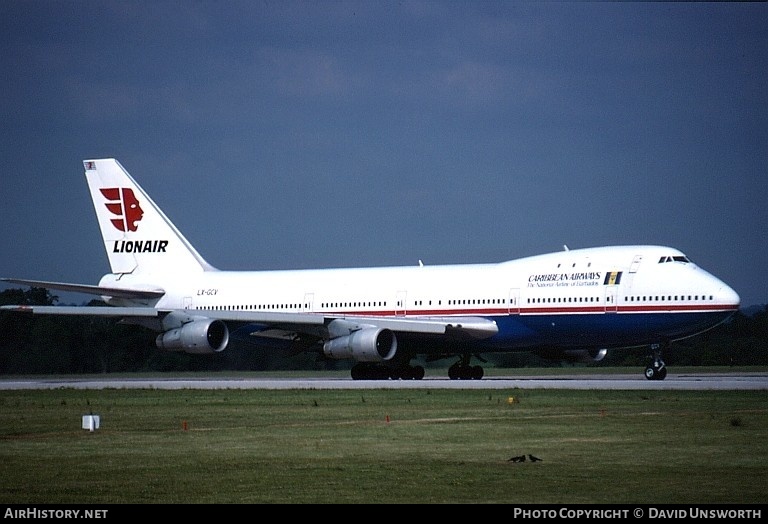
[1,278,165,300]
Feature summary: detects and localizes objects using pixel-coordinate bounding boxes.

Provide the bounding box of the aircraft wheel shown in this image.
[645,364,667,381]
[645,343,668,381]
[412,365,425,380]
[471,366,484,380]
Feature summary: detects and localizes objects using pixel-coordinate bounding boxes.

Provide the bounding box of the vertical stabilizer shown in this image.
[84,159,217,275]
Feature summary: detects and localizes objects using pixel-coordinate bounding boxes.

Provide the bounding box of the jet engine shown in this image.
[323,327,397,362]
[155,318,230,354]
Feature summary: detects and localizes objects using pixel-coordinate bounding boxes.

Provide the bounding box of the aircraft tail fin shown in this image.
[84,159,217,275]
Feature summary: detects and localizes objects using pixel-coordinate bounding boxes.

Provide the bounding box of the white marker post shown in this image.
[82,415,100,432]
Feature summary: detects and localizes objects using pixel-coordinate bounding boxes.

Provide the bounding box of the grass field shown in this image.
[1,379,766,504]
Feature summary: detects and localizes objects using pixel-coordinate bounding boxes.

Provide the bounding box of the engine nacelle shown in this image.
[155,318,230,354]
[323,328,397,362]
[561,348,608,364]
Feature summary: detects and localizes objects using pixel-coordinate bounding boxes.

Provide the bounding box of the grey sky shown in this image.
[1,1,766,306]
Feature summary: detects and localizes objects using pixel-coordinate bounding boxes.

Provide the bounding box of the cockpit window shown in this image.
[658,255,691,263]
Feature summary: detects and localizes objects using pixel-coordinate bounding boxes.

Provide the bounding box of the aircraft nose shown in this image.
[718,282,740,308]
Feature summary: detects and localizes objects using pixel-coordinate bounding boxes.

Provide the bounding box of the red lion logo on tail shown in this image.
[100,188,144,232]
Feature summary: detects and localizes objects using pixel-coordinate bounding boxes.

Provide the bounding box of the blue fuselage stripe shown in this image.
[485,309,735,350]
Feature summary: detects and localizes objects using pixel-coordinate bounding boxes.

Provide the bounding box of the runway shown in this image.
[1,372,766,390]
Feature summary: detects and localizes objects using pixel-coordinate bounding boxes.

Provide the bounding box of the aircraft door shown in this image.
[508,288,520,314]
[604,287,618,313]
[303,293,314,313]
[395,291,407,316]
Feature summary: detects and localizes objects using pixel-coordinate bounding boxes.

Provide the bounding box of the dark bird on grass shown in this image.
[508,455,526,463]
[528,454,543,462]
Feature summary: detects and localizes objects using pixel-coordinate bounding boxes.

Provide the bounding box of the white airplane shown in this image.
[2,159,741,380]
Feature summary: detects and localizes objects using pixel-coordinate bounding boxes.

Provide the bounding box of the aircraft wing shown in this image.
[1,278,165,300]
[0,305,163,317]
[0,302,497,340]
[195,310,497,339]
[336,315,499,339]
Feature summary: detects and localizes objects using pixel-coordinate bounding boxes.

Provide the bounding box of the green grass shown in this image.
[1,387,766,504]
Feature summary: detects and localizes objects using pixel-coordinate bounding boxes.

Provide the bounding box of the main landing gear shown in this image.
[448,354,484,380]
[644,343,668,381]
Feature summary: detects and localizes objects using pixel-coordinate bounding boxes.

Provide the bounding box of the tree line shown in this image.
[1,287,766,374]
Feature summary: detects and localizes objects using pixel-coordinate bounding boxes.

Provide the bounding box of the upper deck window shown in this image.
[658,255,691,263]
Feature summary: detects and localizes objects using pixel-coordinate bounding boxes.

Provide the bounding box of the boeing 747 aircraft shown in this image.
[1,159,740,380]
